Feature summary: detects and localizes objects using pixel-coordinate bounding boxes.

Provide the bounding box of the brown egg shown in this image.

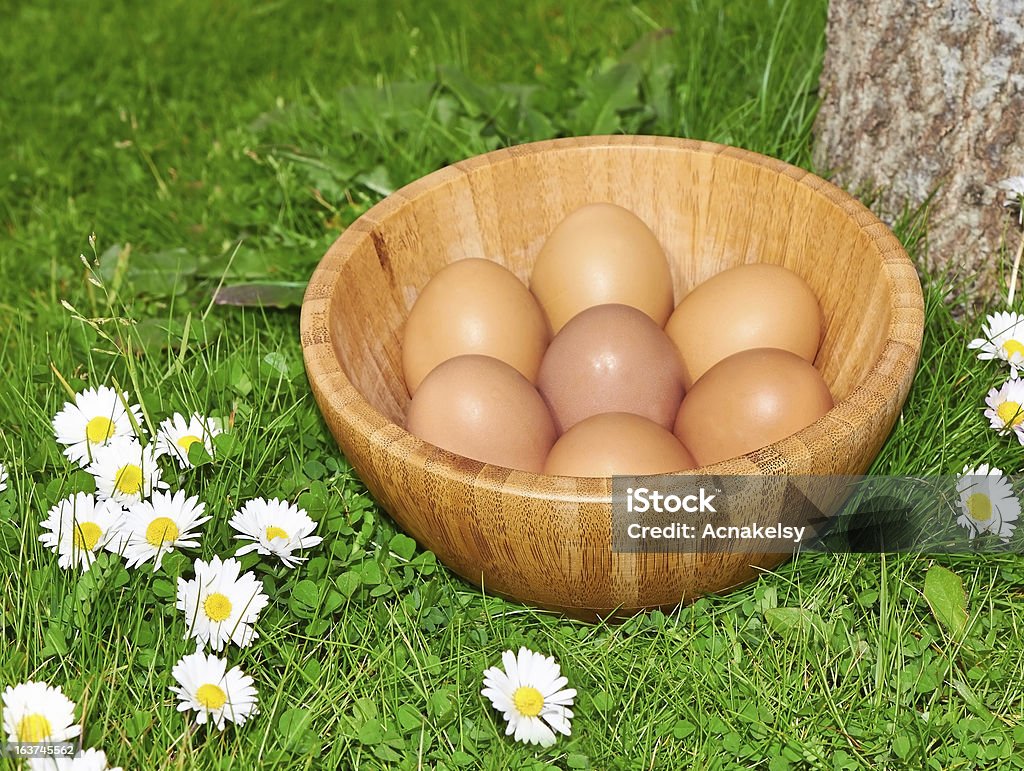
[666,263,824,389]
[537,304,685,434]
[544,412,696,477]
[402,259,549,395]
[406,355,556,473]
[674,348,834,466]
[530,202,675,334]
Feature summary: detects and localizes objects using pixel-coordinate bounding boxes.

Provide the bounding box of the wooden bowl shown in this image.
[301,135,924,619]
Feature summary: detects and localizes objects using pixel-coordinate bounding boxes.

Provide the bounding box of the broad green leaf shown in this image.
[213,432,242,458]
[450,751,478,767]
[302,659,321,682]
[302,459,326,479]
[396,704,421,731]
[356,165,395,197]
[892,734,911,758]
[113,247,198,298]
[357,718,384,745]
[40,624,68,658]
[305,618,330,637]
[262,351,292,378]
[322,590,344,615]
[158,550,189,577]
[125,711,153,740]
[374,744,403,762]
[952,678,991,718]
[152,579,175,599]
[359,559,382,585]
[335,80,435,135]
[187,441,213,467]
[389,533,417,561]
[623,26,675,63]
[764,607,826,639]
[292,579,319,609]
[277,707,313,749]
[352,697,378,723]
[673,719,696,739]
[439,66,502,117]
[924,564,967,636]
[427,689,454,722]
[572,62,643,134]
[336,571,361,598]
[226,360,252,396]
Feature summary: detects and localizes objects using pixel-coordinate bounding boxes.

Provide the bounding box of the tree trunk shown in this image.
[814,0,1024,301]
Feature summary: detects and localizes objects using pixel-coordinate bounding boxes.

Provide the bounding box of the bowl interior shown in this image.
[329,139,901,428]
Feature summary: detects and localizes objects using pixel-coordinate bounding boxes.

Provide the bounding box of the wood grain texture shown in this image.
[300,135,924,620]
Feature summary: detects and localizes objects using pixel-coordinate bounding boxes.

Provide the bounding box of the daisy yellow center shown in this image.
[997,401,1024,427]
[115,464,144,496]
[513,686,544,717]
[265,525,288,541]
[86,416,115,443]
[73,521,103,551]
[16,713,52,742]
[1002,339,1024,358]
[176,434,202,452]
[965,493,993,522]
[204,592,232,622]
[145,517,179,547]
[196,683,227,710]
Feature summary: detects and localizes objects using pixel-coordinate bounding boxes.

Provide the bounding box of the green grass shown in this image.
[3,0,1024,768]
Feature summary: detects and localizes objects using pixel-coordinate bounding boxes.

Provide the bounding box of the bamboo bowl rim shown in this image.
[301,135,924,504]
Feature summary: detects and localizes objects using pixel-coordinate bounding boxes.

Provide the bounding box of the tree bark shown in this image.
[814,0,1024,301]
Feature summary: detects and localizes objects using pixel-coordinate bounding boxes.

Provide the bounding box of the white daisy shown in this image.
[481,647,576,748]
[998,175,1024,224]
[52,385,144,466]
[2,681,80,747]
[968,311,1024,376]
[38,492,123,572]
[57,748,125,771]
[956,464,1019,542]
[0,462,7,492]
[170,647,259,730]
[155,412,222,469]
[86,436,166,505]
[984,378,1024,442]
[229,498,324,568]
[111,489,210,571]
[176,555,270,651]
